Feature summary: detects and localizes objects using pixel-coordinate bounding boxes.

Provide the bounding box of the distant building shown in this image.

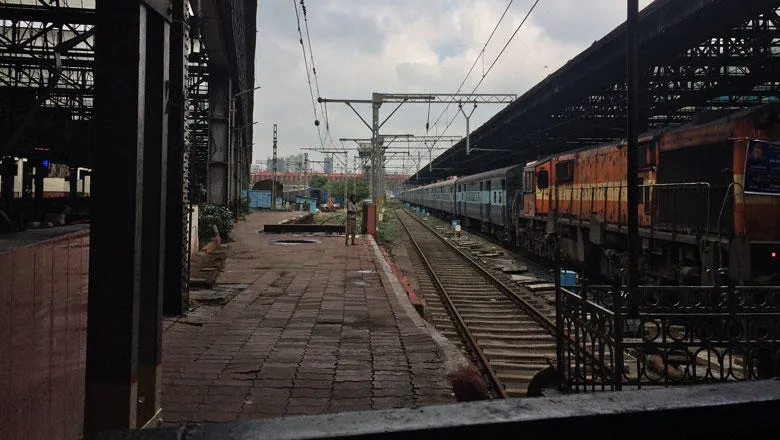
[250,171,367,186]
[266,157,286,173]
[286,153,305,172]
[324,156,333,174]
[250,160,263,173]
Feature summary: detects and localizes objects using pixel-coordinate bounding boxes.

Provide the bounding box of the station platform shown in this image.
[160,211,461,424]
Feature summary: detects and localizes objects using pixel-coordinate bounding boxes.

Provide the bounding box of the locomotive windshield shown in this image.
[744,140,780,195]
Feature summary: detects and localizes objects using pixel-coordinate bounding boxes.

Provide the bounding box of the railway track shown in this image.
[395,209,557,398]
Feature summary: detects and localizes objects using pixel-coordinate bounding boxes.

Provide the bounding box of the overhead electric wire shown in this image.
[300,2,324,117]
[300,0,336,148]
[292,0,325,149]
[429,0,542,148]
[427,0,515,134]
[471,0,542,93]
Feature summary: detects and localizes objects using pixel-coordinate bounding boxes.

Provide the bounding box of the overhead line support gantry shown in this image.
[318,93,515,203]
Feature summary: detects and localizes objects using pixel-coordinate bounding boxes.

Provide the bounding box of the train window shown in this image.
[555,160,574,182]
[648,144,657,166]
[638,144,648,169]
[537,170,549,189]
[493,192,497,203]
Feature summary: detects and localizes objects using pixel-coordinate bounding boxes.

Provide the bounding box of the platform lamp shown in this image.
[232,85,261,103]
[231,86,261,127]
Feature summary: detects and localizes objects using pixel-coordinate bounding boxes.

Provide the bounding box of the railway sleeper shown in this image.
[480,341,557,351]
[497,372,543,382]
[467,318,545,326]
[489,361,551,372]
[471,332,555,341]
[468,325,550,334]
[482,349,555,361]
[451,299,515,306]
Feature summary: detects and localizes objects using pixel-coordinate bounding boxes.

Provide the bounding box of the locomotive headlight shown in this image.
[772,251,777,259]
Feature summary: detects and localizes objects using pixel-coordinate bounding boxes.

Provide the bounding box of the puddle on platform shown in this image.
[346,278,373,287]
[214,283,250,291]
[274,239,319,245]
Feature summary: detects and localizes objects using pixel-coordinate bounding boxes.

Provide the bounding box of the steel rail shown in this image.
[402,210,557,336]
[409,210,624,385]
[395,210,508,399]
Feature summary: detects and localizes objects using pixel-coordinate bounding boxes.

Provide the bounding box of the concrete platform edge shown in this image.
[368,236,469,376]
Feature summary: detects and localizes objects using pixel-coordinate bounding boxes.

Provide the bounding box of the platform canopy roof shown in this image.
[410,0,780,183]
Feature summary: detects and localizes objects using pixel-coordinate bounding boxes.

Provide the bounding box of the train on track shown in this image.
[400,105,780,286]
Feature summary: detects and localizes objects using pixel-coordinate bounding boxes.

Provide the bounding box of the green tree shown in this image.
[309,175,328,188]
[330,178,369,201]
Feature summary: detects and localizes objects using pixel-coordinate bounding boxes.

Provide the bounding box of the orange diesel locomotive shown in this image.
[517,105,780,285]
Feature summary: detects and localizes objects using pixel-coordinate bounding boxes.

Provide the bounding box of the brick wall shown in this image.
[0,231,90,440]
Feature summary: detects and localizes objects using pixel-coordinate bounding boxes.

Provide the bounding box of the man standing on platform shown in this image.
[346,194,358,245]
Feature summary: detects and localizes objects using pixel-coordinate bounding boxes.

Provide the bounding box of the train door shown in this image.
[501,179,507,225]
[462,184,466,216]
[479,181,484,220]
[456,184,462,216]
[637,141,657,226]
[485,180,492,224]
[524,169,536,216]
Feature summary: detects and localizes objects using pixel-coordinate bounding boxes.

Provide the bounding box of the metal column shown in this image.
[137,8,169,428]
[0,157,14,212]
[33,160,45,204]
[208,69,230,207]
[626,0,640,309]
[21,160,32,199]
[371,96,381,203]
[234,132,241,212]
[163,0,189,316]
[85,1,171,434]
[69,167,79,200]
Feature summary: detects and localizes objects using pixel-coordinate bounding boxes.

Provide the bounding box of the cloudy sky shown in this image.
[252,0,654,174]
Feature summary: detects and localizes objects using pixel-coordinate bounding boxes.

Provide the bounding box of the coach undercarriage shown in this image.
[513,215,754,285]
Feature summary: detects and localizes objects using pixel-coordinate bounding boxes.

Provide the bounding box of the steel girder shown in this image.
[187,45,210,201]
[0,2,95,164]
[1,0,256,174]
[0,6,95,122]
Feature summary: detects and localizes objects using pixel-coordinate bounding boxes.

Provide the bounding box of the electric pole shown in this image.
[353,156,358,198]
[343,152,348,207]
[272,124,278,210]
[304,152,309,187]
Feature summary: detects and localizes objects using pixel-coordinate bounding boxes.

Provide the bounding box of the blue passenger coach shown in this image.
[401,164,524,241]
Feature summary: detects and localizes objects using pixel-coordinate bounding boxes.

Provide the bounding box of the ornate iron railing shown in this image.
[558,281,780,392]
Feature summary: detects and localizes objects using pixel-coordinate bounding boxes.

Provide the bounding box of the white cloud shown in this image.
[252,0,656,173]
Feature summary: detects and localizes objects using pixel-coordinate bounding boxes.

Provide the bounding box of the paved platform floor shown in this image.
[161,211,457,424]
